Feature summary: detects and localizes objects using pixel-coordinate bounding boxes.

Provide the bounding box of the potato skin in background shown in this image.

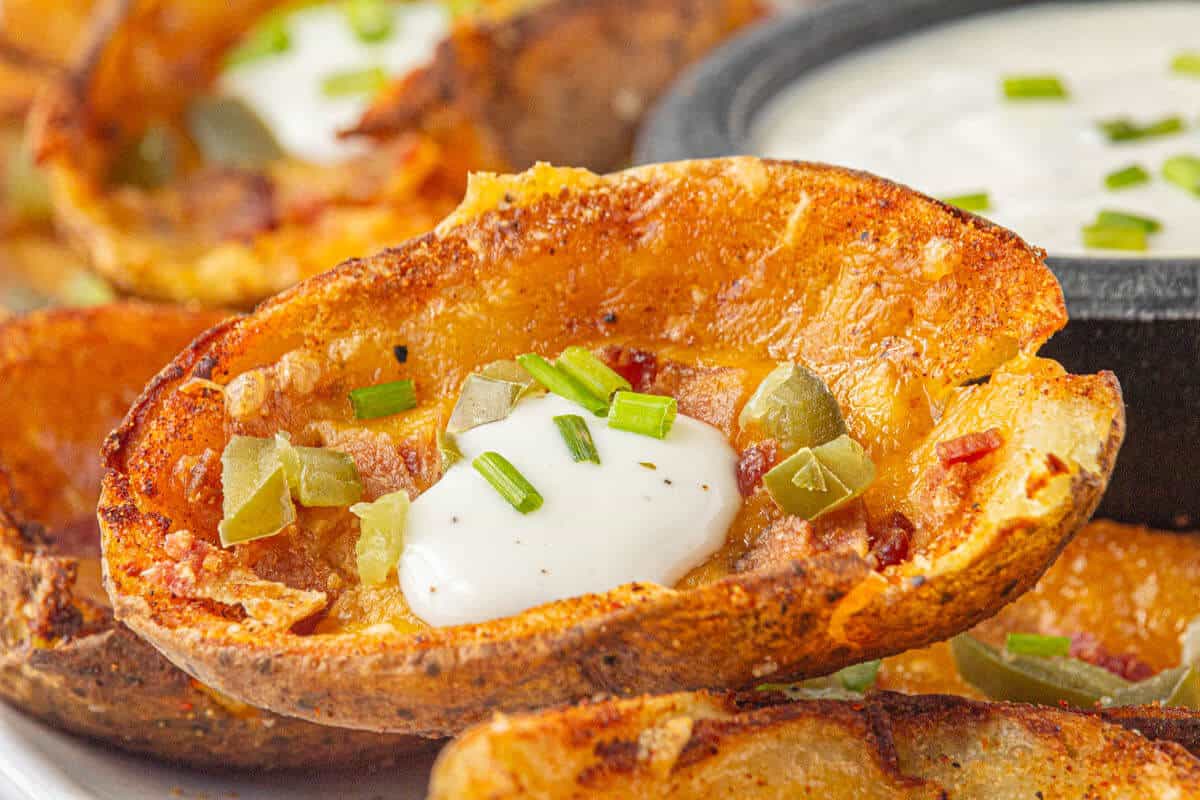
[30,0,762,307]
[427,689,1200,799]
[0,304,420,768]
[100,158,1120,735]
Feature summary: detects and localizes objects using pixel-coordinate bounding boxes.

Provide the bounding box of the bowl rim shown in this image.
[635,0,1200,319]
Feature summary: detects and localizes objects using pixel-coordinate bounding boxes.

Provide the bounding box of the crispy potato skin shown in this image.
[29,0,759,307]
[100,159,1122,735]
[354,0,764,171]
[429,690,1200,798]
[0,304,419,769]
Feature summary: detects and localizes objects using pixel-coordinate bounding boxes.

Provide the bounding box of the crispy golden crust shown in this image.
[429,690,1200,798]
[100,159,1122,735]
[29,0,758,307]
[353,0,763,171]
[0,304,418,768]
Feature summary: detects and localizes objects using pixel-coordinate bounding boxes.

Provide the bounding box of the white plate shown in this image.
[0,704,436,800]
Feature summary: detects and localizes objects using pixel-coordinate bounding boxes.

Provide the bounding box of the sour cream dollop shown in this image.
[219,2,449,164]
[400,394,742,627]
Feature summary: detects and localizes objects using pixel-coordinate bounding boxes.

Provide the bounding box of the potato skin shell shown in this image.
[428,689,1200,798]
[100,159,1123,736]
[0,304,418,769]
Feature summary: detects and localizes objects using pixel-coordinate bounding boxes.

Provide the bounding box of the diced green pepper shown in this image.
[738,363,847,456]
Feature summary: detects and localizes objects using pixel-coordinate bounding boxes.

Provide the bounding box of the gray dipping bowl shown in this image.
[637,0,1200,529]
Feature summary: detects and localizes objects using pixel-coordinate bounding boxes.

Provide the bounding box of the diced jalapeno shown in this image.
[186,95,284,170]
[739,363,847,456]
[1108,665,1200,710]
[350,491,409,586]
[763,434,875,520]
[275,435,363,507]
[219,436,296,546]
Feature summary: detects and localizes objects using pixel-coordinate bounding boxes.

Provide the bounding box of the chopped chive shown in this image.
[940,191,990,213]
[608,391,677,439]
[473,452,543,513]
[342,0,394,42]
[1104,164,1150,191]
[516,353,608,415]
[1001,74,1068,100]
[553,414,600,464]
[557,346,631,402]
[1098,115,1186,143]
[1081,223,1147,252]
[1095,210,1161,234]
[1171,51,1200,77]
[321,66,388,98]
[1005,633,1072,658]
[1163,155,1200,196]
[349,379,416,419]
[224,15,291,69]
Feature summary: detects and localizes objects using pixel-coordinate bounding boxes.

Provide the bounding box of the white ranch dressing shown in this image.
[754,2,1200,256]
[400,394,741,627]
[219,2,449,164]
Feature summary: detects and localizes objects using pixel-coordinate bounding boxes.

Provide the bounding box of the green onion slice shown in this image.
[1163,155,1200,196]
[218,436,296,546]
[447,374,524,433]
[320,66,388,98]
[186,95,284,169]
[1173,51,1200,77]
[553,414,600,464]
[1081,223,1147,252]
[739,363,847,456]
[760,659,881,697]
[349,379,417,420]
[516,353,608,415]
[1095,209,1161,233]
[274,435,363,507]
[472,452,543,513]
[1005,632,1072,658]
[342,0,394,42]
[1002,74,1068,100]
[951,634,1130,708]
[556,346,631,402]
[608,391,677,439]
[350,491,409,586]
[1098,115,1185,143]
[1104,164,1150,191]
[224,14,291,69]
[940,191,991,213]
[763,434,874,520]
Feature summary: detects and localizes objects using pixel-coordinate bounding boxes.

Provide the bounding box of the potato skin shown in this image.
[100,159,1122,735]
[0,304,418,768]
[429,690,1200,798]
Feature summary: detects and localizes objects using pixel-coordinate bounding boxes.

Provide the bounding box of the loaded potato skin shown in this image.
[100,159,1122,735]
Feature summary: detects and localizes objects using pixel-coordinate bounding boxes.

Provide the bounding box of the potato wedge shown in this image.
[0,304,419,768]
[100,158,1123,735]
[30,0,759,307]
[428,689,1200,798]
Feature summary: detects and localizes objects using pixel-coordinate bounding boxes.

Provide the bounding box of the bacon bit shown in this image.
[736,440,779,497]
[178,702,194,713]
[1070,633,1156,682]
[936,428,1004,467]
[600,346,658,392]
[869,512,913,570]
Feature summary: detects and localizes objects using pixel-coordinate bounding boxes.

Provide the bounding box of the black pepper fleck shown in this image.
[603,312,618,324]
[663,478,673,485]
[393,345,409,363]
